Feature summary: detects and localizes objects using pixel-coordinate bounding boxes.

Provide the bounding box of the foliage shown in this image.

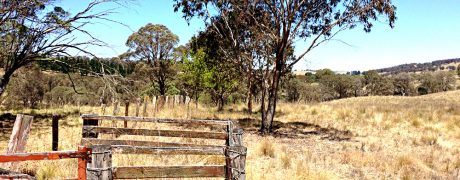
[364,70,394,96]
[457,64,460,76]
[188,28,241,111]
[375,58,460,74]
[38,56,135,77]
[179,49,208,104]
[0,0,123,96]
[417,71,456,94]
[125,23,179,95]
[174,0,397,133]
[3,65,46,108]
[391,73,415,96]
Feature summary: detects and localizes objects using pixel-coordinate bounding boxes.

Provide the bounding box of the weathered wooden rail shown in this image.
[0,146,92,180]
[81,114,246,180]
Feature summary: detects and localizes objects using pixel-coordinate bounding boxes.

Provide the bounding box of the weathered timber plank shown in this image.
[0,174,35,179]
[111,145,225,155]
[81,138,224,149]
[81,114,230,125]
[112,165,226,179]
[82,126,228,140]
[6,114,34,154]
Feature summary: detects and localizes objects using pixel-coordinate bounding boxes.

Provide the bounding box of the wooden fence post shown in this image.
[6,114,34,154]
[112,100,119,130]
[233,128,243,146]
[143,96,149,117]
[100,104,106,115]
[52,114,59,151]
[225,123,246,180]
[227,146,246,180]
[185,96,191,118]
[4,114,34,169]
[87,145,112,180]
[112,100,120,116]
[174,95,180,107]
[124,100,129,128]
[165,96,169,109]
[135,98,141,117]
[152,96,157,116]
[232,128,246,180]
[225,121,234,180]
[132,98,141,128]
[226,121,234,146]
[157,95,165,110]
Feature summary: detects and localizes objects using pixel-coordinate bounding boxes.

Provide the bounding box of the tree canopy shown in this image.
[125,24,180,95]
[174,0,397,133]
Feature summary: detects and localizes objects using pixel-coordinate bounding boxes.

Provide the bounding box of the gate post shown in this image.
[87,145,112,180]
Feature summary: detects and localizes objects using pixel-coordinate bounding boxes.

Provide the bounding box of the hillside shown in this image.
[374,58,460,74]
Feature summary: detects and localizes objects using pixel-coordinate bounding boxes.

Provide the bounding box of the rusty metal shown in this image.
[0,146,91,180]
[77,146,90,180]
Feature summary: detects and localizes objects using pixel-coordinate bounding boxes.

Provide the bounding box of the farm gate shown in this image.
[81,114,246,179]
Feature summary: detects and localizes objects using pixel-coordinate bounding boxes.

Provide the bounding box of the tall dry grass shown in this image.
[1,90,460,179]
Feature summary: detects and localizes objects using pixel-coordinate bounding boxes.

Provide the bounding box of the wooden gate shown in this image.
[81,114,246,179]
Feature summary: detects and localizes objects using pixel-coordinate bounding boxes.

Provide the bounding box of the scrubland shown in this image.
[1,90,460,179]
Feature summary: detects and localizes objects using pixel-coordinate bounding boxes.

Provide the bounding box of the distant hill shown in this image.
[374,58,460,74]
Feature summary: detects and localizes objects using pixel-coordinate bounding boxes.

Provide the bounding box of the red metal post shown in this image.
[77,146,90,180]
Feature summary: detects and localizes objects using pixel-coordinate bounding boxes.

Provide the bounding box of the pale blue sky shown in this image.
[59,0,460,71]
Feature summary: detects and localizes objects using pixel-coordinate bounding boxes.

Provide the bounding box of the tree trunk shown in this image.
[0,70,13,97]
[260,82,267,124]
[260,60,282,134]
[195,89,199,109]
[246,65,253,114]
[217,94,224,111]
[159,80,166,95]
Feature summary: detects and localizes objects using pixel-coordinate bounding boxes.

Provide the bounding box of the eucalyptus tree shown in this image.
[125,24,179,95]
[0,0,126,96]
[175,0,397,133]
[188,28,240,111]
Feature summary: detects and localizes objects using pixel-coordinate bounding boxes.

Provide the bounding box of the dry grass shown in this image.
[1,90,460,179]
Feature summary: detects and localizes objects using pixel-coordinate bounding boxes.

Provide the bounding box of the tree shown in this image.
[304,72,317,83]
[417,71,455,94]
[189,29,240,111]
[175,0,396,133]
[126,24,179,95]
[350,76,364,97]
[417,72,437,94]
[392,73,414,96]
[318,73,354,99]
[283,75,301,102]
[364,70,394,96]
[0,0,124,97]
[457,64,460,76]
[435,71,456,92]
[180,49,208,108]
[4,65,46,108]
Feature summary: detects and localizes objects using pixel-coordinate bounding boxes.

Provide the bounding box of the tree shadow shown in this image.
[235,118,353,141]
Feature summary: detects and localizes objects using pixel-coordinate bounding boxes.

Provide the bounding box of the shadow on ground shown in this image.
[235,118,353,141]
